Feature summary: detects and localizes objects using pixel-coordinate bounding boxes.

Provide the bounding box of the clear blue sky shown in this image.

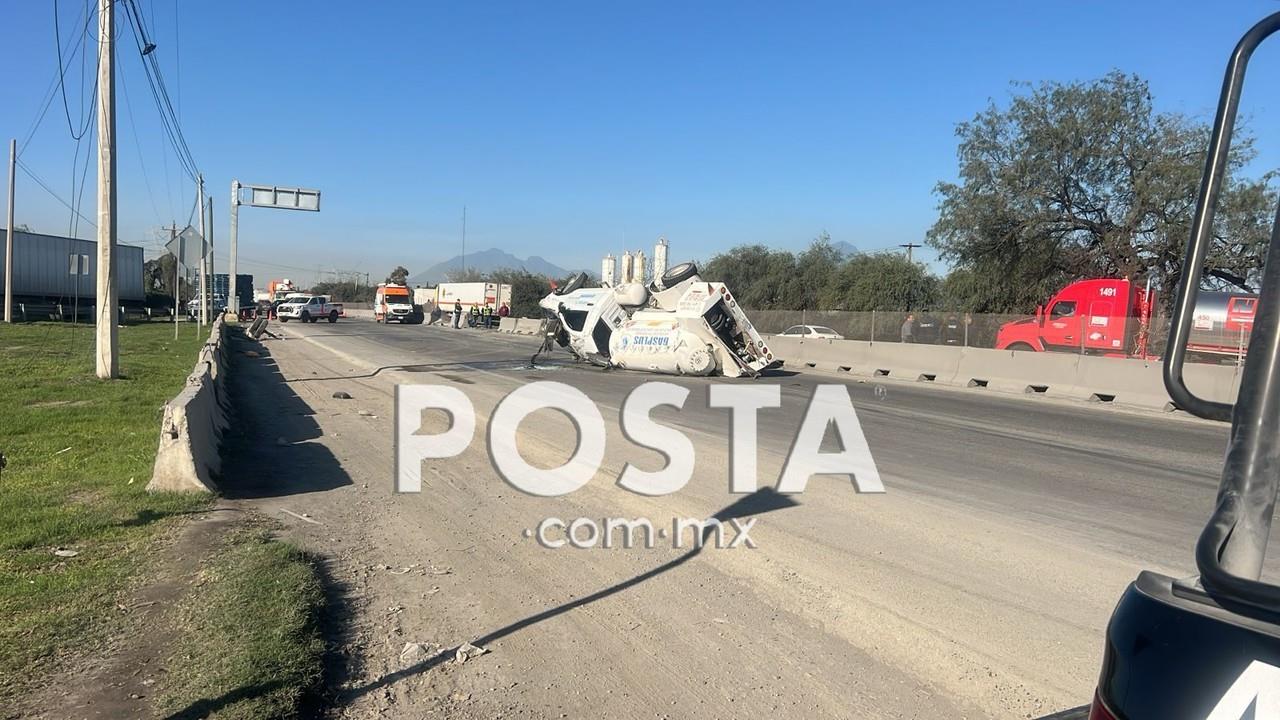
[4,1,1280,287]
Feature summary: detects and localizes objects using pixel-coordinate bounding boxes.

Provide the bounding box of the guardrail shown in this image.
[766,335,1242,412]
[147,316,229,493]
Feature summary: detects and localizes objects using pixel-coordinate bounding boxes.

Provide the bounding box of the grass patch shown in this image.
[157,527,325,720]
[0,322,211,698]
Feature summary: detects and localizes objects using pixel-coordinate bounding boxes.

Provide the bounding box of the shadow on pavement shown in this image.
[218,334,353,499]
[336,488,800,706]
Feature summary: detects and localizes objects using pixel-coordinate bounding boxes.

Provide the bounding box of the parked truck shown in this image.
[994,277,1257,360]
[276,294,344,323]
[374,283,422,324]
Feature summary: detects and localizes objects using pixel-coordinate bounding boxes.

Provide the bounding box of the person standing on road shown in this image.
[901,313,916,343]
[452,300,463,329]
[497,303,510,318]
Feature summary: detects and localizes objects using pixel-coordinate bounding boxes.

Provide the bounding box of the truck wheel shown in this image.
[660,261,699,288]
[1006,342,1035,352]
[328,310,339,323]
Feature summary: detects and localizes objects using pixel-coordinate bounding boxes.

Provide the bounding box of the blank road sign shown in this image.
[246,185,320,211]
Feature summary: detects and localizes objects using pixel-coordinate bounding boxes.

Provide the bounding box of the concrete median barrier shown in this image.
[499,317,519,333]
[513,318,544,335]
[954,347,1082,397]
[763,334,1242,413]
[147,317,229,494]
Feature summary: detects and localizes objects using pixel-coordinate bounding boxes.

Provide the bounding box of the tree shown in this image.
[386,266,410,284]
[821,252,939,311]
[488,268,555,318]
[928,72,1276,313]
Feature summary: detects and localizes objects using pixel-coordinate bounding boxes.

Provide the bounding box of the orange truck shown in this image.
[374,283,422,324]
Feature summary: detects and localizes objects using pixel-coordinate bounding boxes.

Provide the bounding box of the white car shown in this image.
[537,262,776,378]
[779,324,845,340]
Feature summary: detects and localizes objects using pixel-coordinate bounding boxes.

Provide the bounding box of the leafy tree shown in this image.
[386,265,410,284]
[821,252,939,311]
[928,72,1276,312]
[311,280,375,303]
[488,268,554,318]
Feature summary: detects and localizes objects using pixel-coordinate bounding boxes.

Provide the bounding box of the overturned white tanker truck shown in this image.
[536,262,777,378]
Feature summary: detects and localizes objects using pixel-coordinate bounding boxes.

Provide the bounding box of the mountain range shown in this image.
[406,248,570,285]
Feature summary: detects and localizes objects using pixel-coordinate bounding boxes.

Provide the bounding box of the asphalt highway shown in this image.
[230,316,1259,719]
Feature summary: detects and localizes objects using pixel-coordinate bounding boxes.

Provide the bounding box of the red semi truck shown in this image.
[994,278,1257,360]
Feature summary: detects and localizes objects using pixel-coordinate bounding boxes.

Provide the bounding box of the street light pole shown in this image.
[228,180,240,319]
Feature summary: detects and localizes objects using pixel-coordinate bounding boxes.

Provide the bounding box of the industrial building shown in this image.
[0,228,145,320]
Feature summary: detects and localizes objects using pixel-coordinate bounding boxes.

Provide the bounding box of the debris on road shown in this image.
[332,391,352,399]
[399,641,438,667]
[279,508,321,525]
[454,642,488,664]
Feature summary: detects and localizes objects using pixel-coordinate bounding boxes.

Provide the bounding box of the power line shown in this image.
[119,0,200,183]
[118,53,163,224]
[53,0,98,141]
[22,1,96,154]
[16,158,97,232]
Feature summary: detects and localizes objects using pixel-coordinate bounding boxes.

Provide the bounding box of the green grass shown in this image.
[0,321,211,698]
[157,527,326,720]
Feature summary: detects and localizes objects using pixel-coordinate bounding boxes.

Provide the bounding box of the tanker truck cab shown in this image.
[537,262,776,377]
[996,278,1151,355]
[1085,13,1280,719]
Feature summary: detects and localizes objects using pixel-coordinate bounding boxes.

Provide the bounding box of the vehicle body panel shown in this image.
[1093,572,1280,719]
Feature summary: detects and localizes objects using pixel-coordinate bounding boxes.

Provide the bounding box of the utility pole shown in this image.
[206,196,214,311]
[461,205,467,275]
[4,138,15,324]
[228,180,240,319]
[899,242,922,263]
[95,0,118,379]
[197,175,207,327]
[171,223,179,339]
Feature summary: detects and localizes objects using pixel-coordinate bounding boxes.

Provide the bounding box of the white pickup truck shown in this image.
[276,294,345,323]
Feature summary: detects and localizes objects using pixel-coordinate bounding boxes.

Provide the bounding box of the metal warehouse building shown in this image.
[0,228,145,304]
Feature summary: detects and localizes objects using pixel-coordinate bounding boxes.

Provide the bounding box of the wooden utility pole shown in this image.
[171,223,179,339]
[899,242,922,263]
[198,175,207,327]
[4,138,14,324]
[95,0,118,378]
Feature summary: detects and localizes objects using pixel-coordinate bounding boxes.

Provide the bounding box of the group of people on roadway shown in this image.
[429,301,510,328]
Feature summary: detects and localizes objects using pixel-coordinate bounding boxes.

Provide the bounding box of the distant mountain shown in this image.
[831,240,860,257]
[406,248,570,285]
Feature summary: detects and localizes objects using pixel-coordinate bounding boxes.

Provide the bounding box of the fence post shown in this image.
[870,310,875,344]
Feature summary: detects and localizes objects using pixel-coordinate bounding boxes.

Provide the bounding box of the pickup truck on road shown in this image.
[277,295,345,323]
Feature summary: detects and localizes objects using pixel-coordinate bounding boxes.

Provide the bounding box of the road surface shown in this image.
[223,317,1246,719]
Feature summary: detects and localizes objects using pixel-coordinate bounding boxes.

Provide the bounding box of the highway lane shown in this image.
[238,317,1261,719]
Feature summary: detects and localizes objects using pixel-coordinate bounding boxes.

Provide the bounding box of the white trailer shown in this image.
[434,282,512,313]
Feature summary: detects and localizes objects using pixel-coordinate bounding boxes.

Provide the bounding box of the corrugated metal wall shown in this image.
[0,229,144,302]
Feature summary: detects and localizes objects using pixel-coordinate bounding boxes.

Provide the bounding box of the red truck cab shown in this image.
[995,278,1154,356]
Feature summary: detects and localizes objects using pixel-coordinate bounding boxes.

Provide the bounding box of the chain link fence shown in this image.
[747,308,1248,365]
